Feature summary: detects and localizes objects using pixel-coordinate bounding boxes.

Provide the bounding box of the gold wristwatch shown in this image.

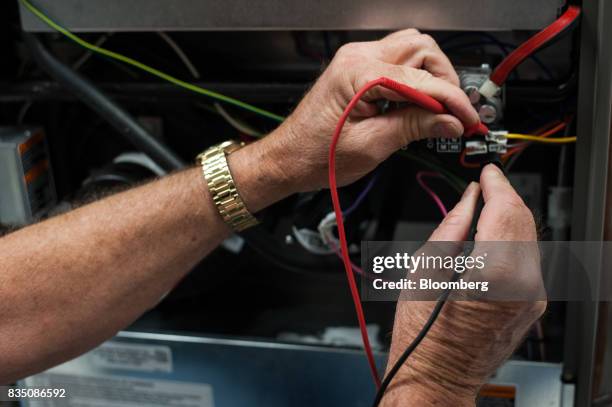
[196,140,259,232]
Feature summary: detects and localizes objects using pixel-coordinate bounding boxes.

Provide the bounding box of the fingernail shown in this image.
[462,181,478,199]
[433,122,461,138]
[485,163,503,176]
[484,163,510,184]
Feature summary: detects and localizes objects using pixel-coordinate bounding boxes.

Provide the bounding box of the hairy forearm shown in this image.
[0,136,290,383]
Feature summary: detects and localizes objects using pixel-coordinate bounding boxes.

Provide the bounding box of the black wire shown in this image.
[370,278,456,407]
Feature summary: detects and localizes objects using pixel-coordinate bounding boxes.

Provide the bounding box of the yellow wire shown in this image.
[506,134,577,143]
[19,0,286,123]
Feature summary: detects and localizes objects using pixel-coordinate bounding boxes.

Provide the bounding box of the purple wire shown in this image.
[343,173,379,217]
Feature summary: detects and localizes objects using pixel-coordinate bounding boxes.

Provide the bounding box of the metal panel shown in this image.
[561,383,576,407]
[562,384,576,407]
[18,0,565,32]
[565,0,612,406]
[20,331,567,407]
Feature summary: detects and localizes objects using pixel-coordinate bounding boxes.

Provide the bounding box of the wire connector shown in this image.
[465,141,488,156]
[485,130,508,143]
[486,130,508,154]
[479,79,501,99]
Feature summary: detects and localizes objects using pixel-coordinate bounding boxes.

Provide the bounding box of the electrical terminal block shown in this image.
[488,142,507,154]
[465,130,508,156]
[485,130,509,142]
[435,137,462,153]
[486,130,508,154]
[465,140,488,156]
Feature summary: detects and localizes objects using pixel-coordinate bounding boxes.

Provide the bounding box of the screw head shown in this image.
[479,104,498,124]
[465,86,482,104]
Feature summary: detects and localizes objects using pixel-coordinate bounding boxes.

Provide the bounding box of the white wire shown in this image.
[214,102,263,137]
[318,212,340,248]
[292,226,334,255]
[157,32,201,79]
[156,32,264,137]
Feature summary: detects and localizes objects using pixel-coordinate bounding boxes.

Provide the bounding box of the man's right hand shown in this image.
[382,164,547,406]
[238,28,480,204]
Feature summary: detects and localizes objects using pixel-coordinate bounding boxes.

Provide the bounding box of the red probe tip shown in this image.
[465,122,489,137]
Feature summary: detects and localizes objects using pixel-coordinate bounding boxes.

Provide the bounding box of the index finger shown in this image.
[352,62,479,128]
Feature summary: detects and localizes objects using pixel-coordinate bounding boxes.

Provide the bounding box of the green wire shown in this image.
[19,0,286,123]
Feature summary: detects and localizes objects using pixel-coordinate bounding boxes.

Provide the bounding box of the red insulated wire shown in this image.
[460,149,482,168]
[328,77,487,388]
[490,5,581,86]
[537,120,568,138]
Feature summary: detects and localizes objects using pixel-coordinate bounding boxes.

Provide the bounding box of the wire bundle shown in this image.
[460,121,575,169]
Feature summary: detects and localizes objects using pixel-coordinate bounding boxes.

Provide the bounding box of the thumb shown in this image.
[429,182,480,242]
[365,107,465,149]
[476,164,537,241]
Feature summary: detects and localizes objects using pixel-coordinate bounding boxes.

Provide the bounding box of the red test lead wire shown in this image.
[328,77,488,388]
[480,5,581,98]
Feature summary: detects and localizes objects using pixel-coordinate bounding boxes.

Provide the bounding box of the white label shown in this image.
[24,373,214,407]
[89,342,173,373]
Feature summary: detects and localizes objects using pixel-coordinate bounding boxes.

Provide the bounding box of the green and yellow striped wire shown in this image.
[19,0,286,123]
